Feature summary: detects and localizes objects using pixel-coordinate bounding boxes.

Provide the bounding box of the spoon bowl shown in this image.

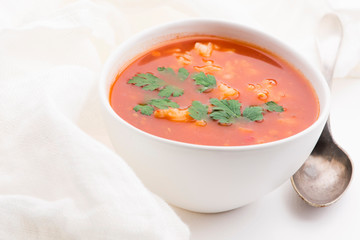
[291,123,353,207]
[291,13,353,207]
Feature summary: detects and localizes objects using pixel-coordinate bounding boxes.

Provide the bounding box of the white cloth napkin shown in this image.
[0,1,191,239]
[0,0,359,239]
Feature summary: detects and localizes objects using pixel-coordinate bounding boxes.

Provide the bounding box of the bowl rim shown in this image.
[99,18,331,152]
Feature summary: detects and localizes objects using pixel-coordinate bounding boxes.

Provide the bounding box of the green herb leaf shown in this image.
[158,67,189,81]
[192,72,217,92]
[128,73,165,91]
[148,98,179,109]
[264,101,284,112]
[133,104,154,116]
[243,106,264,121]
[178,68,189,81]
[157,67,175,76]
[158,85,184,98]
[188,101,209,120]
[209,98,241,124]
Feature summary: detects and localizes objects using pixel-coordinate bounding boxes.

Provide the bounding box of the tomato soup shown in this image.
[110,36,319,146]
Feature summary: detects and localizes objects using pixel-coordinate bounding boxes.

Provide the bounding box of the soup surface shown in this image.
[110,36,319,146]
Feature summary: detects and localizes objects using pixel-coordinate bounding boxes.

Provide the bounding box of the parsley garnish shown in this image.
[264,101,284,112]
[208,99,281,123]
[158,85,184,98]
[128,73,165,91]
[129,68,186,97]
[178,68,189,81]
[148,98,179,109]
[133,104,154,116]
[157,67,175,76]
[192,72,217,92]
[209,98,241,124]
[243,106,264,121]
[129,67,285,123]
[133,98,180,116]
[188,101,208,120]
[158,67,189,81]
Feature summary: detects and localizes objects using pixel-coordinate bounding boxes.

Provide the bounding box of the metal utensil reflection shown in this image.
[291,13,353,207]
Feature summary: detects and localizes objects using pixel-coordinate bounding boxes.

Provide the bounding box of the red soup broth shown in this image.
[110,36,319,146]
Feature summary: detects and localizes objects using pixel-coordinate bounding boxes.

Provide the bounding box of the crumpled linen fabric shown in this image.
[0,0,190,239]
[0,0,359,239]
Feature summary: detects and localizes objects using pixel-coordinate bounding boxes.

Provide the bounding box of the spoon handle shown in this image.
[312,122,333,154]
[316,13,343,87]
[315,13,343,142]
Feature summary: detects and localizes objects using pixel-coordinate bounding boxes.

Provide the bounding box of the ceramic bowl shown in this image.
[99,19,330,213]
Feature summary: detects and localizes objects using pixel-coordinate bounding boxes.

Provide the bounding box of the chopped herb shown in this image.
[158,67,189,81]
[158,85,184,98]
[243,106,264,121]
[157,67,175,76]
[130,68,285,123]
[128,73,165,91]
[133,104,154,116]
[133,98,180,115]
[178,68,189,81]
[188,101,208,120]
[264,101,284,112]
[148,98,179,109]
[209,98,241,124]
[192,72,217,92]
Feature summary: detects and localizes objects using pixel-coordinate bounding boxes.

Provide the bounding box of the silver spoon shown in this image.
[290,13,353,207]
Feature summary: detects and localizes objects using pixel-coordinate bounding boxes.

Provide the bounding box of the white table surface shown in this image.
[171,78,360,239]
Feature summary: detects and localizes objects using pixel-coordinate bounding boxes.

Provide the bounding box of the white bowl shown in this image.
[99,19,330,213]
